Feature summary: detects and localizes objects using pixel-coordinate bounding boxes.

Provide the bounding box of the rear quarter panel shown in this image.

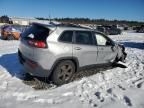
[33,41,73,70]
[19,41,34,60]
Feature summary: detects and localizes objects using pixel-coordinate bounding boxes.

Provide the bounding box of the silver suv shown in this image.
[18,23,126,85]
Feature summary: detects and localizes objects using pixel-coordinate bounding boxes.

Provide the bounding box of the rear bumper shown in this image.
[24,63,51,77]
[18,50,51,77]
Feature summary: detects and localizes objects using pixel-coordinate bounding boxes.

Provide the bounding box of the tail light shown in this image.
[28,40,47,48]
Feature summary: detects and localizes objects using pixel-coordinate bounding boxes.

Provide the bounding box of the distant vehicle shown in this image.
[96,25,121,35]
[18,23,127,85]
[0,24,28,40]
[134,25,144,33]
[123,26,129,30]
[96,26,106,33]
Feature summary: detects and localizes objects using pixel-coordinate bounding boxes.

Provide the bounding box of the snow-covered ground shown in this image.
[0,32,144,108]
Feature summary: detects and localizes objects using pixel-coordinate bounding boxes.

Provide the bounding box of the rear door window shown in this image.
[22,24,49,41]
[59,31,73,43]
[75,31,94,45]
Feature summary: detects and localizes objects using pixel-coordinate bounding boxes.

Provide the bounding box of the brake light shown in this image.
[28,40,47,48]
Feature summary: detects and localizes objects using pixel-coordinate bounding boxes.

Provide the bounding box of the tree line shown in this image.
[0,15,143,27]
[36,17,144,27]
[0,15,13,24]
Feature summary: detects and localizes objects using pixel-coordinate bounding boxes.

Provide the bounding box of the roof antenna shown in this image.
[49,14,52,24]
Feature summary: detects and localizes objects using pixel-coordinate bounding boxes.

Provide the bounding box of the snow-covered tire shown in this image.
[51,60,75,85]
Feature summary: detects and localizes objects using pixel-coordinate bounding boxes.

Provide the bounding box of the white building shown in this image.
[10,17,59,25]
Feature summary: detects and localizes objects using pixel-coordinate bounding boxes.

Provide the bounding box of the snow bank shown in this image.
[0,32,144,108]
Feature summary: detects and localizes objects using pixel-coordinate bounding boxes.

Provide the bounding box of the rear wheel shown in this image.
[51,60,75,85]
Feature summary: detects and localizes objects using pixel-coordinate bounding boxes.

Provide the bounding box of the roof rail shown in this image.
[56,23,90,29]
[31,22,91,29]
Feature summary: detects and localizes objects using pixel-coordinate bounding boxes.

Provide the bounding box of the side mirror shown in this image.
[106,40,112,46]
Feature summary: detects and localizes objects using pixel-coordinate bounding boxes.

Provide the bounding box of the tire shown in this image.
[7,35,15,40]
[51,60,75,85]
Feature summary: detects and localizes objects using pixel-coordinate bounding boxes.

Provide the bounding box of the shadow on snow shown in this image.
[0,53,27,79]
[121,41,144,50]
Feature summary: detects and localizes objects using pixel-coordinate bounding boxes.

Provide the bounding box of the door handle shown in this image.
[74,47,81,50]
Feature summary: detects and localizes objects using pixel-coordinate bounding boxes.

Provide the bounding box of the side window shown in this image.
[75,31,94,45]
[95,33,108,46]
[59,31,73,43]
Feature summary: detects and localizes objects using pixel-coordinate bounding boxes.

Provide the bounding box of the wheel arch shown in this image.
[50,56,79,74]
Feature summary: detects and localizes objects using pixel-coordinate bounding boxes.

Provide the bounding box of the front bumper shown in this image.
[118,44,127,62]
[121,51,127,63]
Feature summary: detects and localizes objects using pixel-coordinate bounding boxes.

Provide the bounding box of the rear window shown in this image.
[12,25,28,32]
[21,24,49,41]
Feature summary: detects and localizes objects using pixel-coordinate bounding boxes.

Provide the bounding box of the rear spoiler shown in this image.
[31,22,91,30]
[31,22,57,31]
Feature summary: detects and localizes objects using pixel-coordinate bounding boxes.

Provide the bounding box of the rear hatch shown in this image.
[19,23,54,60]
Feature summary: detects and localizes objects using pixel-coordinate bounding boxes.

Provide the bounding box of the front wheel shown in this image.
[51,60,75,85]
